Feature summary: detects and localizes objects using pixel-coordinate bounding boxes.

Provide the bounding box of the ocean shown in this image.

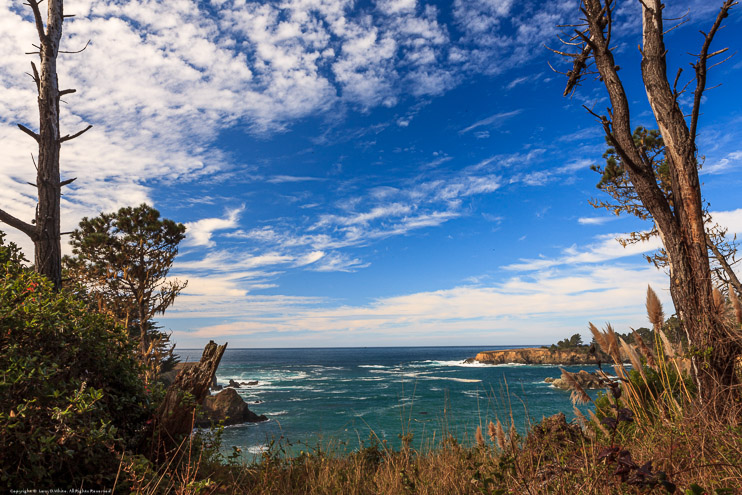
[175,346,601,459]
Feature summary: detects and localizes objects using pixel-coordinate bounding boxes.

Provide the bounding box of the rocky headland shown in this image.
[471,347,603,365]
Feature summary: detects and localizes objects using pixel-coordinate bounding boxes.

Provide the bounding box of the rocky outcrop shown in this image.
[195,388,267,427]
[474,348,601,365]
[545,370,603,390]
[160,362,217,390]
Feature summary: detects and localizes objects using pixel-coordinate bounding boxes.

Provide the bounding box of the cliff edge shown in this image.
[474,347,601,365]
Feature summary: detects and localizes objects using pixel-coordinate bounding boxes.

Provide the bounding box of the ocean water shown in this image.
[175,346,601,459]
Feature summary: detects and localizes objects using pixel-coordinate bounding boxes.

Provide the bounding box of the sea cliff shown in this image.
[473,347,601,365]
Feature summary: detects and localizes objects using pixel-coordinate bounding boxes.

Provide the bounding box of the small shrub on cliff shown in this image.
[0,232,151,489]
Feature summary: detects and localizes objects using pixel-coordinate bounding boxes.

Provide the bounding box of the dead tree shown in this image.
[152,340,226,456]
[0,0,90,289]
[550,0,740,414]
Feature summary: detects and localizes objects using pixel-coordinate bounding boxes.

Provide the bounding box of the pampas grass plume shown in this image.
[646,285,664,330]
[560,368,591,405]
[632,328,656,369]
[475,426,485,447]
[494,419,506,450]
[729,283,742,326]
[589,322,609,355]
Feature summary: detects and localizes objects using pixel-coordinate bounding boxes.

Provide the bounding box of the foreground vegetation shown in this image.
[3,224,740,492]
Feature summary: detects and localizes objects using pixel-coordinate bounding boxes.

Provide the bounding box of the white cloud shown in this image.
[702,151,742,175]
[503,232,663,271]
[184,206,244,247]
[578,216,618,225]
[168,264,671,346]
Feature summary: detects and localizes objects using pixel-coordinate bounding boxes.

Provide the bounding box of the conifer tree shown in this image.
[64,204,187,382]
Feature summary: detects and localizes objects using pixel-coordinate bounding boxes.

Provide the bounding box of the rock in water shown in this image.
[196,388,267,427]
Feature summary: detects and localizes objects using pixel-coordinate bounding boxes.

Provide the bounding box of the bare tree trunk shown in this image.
[152,340,227,456]
[34,0,64,290]
[557,0,740,415]
[0,0,89,290]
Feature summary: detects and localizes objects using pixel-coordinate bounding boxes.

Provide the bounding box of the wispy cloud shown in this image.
[578,216,618,225]
[167,263,671,346]
[459,109,522,134]
[702,150,742,175]
[266,175,327,184]
[185,206,244,247]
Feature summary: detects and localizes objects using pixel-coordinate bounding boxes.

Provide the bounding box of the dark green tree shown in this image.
[64,204,187,383]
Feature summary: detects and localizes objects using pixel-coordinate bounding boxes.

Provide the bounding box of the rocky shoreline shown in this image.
[160,362,268,427]
[470,347,604,365]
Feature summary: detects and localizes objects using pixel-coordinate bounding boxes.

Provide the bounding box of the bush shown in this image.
[0,232,151,489]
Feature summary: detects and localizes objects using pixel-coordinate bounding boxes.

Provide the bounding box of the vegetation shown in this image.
[64,204,187,384]
[0,232,150,489]
[0,0,740,493]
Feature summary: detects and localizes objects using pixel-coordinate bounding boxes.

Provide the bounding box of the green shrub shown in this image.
[0,232,151,489]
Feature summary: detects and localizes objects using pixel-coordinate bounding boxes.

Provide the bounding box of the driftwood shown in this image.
[152,340,226,454]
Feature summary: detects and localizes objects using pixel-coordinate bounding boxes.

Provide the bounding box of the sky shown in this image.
[1,0,741,348]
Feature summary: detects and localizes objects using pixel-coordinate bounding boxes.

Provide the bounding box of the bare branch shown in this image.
[59,124,92,143]
[24,0,47,42]
[663,18,689,35]
[59,88,76,96]
[690,0,737,145]
[30,62,40,92]
[59,40,91,54]
[707,233,742,296]
[564,43,593,97]
[17,124,40,142]
[0,207,37,240]
[60,177,77,187]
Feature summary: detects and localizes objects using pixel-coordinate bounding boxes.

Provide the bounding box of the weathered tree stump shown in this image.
[151,340,226,455]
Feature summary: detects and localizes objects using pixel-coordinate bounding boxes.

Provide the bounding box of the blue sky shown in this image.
[1,0,741,347]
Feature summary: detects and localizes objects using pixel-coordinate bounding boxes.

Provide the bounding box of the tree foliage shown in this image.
[0,231,150,489]
[64,204,187,383]
[591,127,741,294]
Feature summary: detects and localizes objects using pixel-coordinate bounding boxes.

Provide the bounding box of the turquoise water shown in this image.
[175,346,600,458]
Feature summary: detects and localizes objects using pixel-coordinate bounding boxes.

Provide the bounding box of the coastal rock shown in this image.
[159,362,218,391]
[243,380,259,386]
[474,348,602,365]
[546,370,603,390]
[228,379,241,388]
[196,388,267,427]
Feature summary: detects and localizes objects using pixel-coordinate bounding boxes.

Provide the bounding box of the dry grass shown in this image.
[123,285,742,494]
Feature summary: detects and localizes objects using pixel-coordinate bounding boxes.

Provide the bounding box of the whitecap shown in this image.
[267,410,288,416]
[358,365,387,368]
[247,445,269,454]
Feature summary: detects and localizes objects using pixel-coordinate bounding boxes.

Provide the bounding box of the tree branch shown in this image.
[690,0,737,145]
[59,125,92,143]
[25,0,47,42]
[60,177,77,187]
[59,40,90,54]
[707,233,742,296]
[0,207,37,240]
[17,124,40,142]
